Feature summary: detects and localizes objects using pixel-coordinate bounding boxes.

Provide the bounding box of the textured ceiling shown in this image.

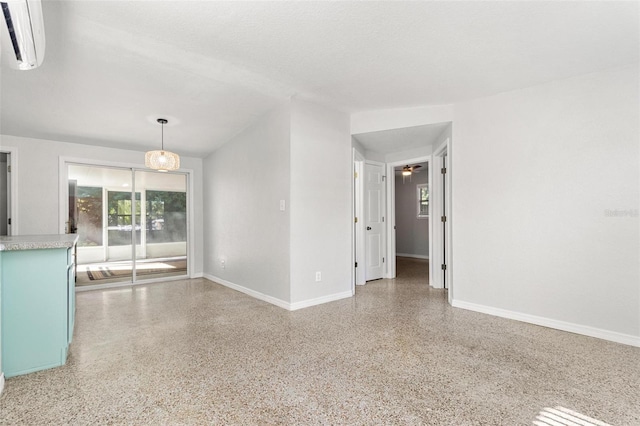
[1,1,638,157]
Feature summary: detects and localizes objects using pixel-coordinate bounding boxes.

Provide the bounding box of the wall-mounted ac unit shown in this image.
[1,0,45,70]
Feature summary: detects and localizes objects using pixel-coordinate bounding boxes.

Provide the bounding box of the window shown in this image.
[107,191,141,246]
[146,190,187,243]
[417,184,428,218]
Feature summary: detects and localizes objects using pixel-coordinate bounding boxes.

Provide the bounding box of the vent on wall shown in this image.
[1,0,46,70]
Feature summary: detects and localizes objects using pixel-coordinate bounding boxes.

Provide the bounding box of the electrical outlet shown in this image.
[315,271,321,282]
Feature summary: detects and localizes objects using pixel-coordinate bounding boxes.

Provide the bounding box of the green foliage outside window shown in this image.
[418,184,429,218]
[76,186,102,246]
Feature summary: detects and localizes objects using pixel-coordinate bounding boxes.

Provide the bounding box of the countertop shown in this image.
[0,234,79,251]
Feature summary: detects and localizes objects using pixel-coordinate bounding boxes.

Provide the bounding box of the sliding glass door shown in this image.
[68,164,188,287]
[134,170,187,281]
[70,165,134,284]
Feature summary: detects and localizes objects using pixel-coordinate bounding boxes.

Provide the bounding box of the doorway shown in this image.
[66,163,189,288]
[392,161,430,282]
[386,156,431,282]
[351,122,452,299]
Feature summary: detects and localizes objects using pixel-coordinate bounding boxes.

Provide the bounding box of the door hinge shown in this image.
[7,218,11,225]
[382,257,385,263]
[382,216,385,222]
[354,217,358,223]
[382,175,386,181]
[354,171,358,178]
[355,262,358,268]
[7,165,11,173]
[441,167,446,174]
[441,264,447,271]
[441,216,447,222]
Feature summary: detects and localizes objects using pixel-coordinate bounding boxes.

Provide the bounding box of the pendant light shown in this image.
[145,118,180,172]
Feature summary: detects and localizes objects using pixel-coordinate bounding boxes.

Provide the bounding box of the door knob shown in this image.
[367,226,372,230]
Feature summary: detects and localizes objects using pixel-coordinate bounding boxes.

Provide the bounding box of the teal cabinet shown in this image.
[68,255,76,344]
[1,237,77,378]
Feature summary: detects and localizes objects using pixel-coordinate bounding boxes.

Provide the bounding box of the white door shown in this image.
[365,163,385,280]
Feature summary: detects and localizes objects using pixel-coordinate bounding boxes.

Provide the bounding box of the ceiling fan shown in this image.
[398,164,422,176]
[396,164,423,184]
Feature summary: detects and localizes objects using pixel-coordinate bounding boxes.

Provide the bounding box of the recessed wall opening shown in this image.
[351,121,452,296]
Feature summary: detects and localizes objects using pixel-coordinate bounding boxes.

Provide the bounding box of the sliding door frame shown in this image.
[1,146,19,235]
[58,156,195,291]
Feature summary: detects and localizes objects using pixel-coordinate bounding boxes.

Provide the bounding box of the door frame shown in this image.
[431,138,453,301]
[1,147,19,235]
[386,155,432,281]
[352,148,366,288]
[58,156,196,291]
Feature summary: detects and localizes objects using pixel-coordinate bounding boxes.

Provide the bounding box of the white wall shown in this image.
[203,104,291,303]
[395,167,429,258]
[386,146,433,164]
[434,123,452,151]
[452,64,640,343]
[0,134,204,275]
[202,99,351,309]
[351,104,453,135]
[364,150,386,163]
[290,99,352,305]
[351,137,366,156]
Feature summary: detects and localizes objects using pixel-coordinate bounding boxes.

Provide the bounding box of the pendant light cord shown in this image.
[157,118,168,151]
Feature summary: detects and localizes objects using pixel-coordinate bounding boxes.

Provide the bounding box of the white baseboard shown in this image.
[289,290,353,311]
[204,274,290,310]
[396,253,429,260]
[203,274,353,311]
[452,299,640,348]
[0,373,4,397]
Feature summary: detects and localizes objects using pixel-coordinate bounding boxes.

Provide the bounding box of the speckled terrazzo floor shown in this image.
[1,257,639,425]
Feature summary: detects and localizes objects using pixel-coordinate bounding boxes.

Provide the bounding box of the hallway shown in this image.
[1,268,638,424]
[395,256,430,284]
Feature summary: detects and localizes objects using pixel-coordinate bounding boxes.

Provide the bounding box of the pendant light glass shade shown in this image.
[145,118,180,172]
